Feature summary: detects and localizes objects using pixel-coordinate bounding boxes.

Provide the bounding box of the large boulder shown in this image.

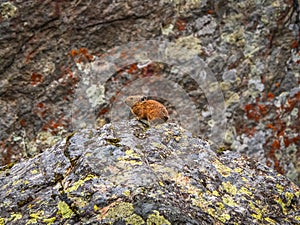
[1,121,299,224]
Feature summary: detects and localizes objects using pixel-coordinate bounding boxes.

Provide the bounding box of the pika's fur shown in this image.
[125,95,169,125]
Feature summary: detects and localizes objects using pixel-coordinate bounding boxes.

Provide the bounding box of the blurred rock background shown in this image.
[0,0,299,185]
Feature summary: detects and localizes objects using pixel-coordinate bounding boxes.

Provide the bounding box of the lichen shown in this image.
[222,181,237,195]
[264,217,277,224]
[0,2,17,19]
[10,212,22,221]
[117,149,143,166]
[214,159,231,177]
[42,217,56,225]
[106,202,134,220]
[57,201,73,219]
[146,210,171,225]
[275,197,288,215]
[125,214,144,225]
[66,174,95,193]
[239,187,252,196]
[222,195,237,207]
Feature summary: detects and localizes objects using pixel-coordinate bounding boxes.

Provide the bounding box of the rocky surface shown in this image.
[0,120,299,224]
[0,0,299,185]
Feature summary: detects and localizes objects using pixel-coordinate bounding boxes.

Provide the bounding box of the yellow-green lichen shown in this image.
[208,204,231,223]
[30,169,39,175]
[211,202,231,223]
[284,192,294,206]
[25,218,37,225]
[29,211,44,219]
[123,189,131,197]
[212,190,220,196]
[248,201,262,221]
[241,176,249,183]
[11,212,22,221]
[222,181,237,195]
[94,204,99,211]
[0,2,18,19]
[66,174,95,193]
[222,28,245,47]
[12,179,22,186]
[213,160,231,177]
[264,217,277,225]
[276,184,284,193]
[251,212,262,221]
[234,167,243,173]
[25,210,45,224]
[43,217,56,225]
[207,207,215,217]
[146,210,171,225]
[239,187,252,196]
[105,202,135,220]
[275,197,287,215]
[0,218,5,225]
[57,201,74,219]
[158,181,165,187]
[217,213,231,223]
[216,202,225,211]
[117,149,143,166]
[24,180,30,185]
[161,23,174,36]
[125,214,145,225]
[222,195,237,207]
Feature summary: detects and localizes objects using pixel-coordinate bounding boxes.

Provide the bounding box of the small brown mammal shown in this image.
[125,95,169,125]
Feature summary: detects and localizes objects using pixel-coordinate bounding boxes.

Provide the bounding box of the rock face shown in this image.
[1,0,299,186]
[0,121,299,224]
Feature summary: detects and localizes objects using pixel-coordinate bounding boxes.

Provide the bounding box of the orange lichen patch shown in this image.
[98,107,109,116]
[207,9,214,14]
[176,19,187,31]
[42,117,68,135]
[242,88,299,177]
[284,136,300,147]
[266,124,277,131]
[244,104,261,122]
[19,119,26,127]
[285,91,300,112]
[37,102,44,108]
[71,49,78,57]
[25,49,39,63]
[33,102,48,118]
[257,104,268,116]
[271,139,280,149]
[291,40,299,49]
[267,92,275,99]
[127,64,138,74]
[31,72,43,85]
[266,143,285,175]
[70,48,94,63]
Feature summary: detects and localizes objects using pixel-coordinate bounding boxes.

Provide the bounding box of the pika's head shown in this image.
[125,95,147,107]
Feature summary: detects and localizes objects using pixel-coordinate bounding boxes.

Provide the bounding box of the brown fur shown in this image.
[125,96,168,124]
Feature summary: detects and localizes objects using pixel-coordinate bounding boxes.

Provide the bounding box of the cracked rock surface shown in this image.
[0,121,299,224]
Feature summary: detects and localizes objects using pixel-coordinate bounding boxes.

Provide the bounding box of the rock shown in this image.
[0,120,299,224]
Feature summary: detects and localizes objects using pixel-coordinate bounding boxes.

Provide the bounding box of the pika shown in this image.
[125,95,169,125]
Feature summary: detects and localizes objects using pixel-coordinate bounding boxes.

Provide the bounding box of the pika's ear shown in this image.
[140,96,147,101]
